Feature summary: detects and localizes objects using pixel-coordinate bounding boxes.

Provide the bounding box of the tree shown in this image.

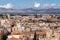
[33,31,36,40]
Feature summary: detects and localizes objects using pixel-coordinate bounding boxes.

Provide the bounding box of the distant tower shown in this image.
[7,14,10,19]
[33,0,40,18]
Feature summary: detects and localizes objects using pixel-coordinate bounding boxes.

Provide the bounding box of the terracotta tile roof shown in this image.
[20,31,34,34]
[36,31,46,35]
[8,38,17,40]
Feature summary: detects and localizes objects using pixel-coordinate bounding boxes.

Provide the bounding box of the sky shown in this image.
[0,0,60,9]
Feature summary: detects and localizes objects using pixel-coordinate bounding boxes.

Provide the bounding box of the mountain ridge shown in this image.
[0,8,60,15]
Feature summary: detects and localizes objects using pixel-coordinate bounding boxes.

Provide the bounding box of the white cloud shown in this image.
[51,3,56,7]
[0,3,13,9]
[34,2,40,8]
[43,3,60,8]
[43,4,50,8]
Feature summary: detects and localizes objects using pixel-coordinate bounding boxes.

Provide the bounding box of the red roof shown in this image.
[8,38,17,40]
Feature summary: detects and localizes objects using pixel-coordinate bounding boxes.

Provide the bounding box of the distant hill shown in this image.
[0,8,60,15]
